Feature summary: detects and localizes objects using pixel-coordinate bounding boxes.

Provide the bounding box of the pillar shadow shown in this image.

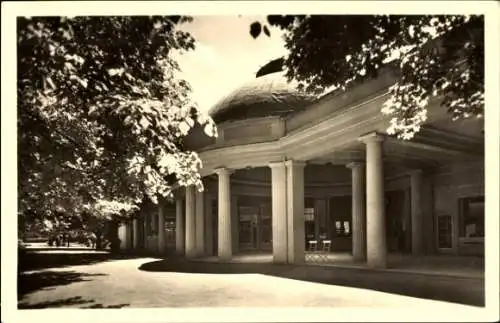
[139,259,484,307]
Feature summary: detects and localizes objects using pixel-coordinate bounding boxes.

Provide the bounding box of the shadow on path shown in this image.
[18,295,129,309]
[139,259,485,307]
[18,270,108,300]
[18,296,94,309]
[18,269,130,309]
[19,251,148,271]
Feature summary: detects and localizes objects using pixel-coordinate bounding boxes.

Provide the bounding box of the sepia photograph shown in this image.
[1,1,499,322]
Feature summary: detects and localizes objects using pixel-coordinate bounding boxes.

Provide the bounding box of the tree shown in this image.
[18,16,217,228]
[249,15,484,140]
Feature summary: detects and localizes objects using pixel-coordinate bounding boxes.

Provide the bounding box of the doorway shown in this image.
[385,189,411,253]
[238,195,272,252]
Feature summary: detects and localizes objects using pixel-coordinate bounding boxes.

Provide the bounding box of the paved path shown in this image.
[18,252,482,309]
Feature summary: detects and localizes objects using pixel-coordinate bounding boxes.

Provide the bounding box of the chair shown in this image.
[321,240,331,252]
[306,240,318,262]
[320,240,332,262]
[308,240,318,252]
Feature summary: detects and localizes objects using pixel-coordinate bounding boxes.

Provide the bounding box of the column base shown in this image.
[218,254,232,262]
[273,254,288,264]
[288,258,304,265]
[367,257,387,269]
[353,254,367,263]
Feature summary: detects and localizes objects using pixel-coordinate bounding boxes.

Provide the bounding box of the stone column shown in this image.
[125,221,131,250]
[158,200,166,253]
[195,189,205,257]
[410,169,424,255]
[346,162,367,262]
[285,160,306,264]
[118,224,126,250]
[269,161,288,263]
[360,133,387,268]
[204,193,214,256]
[175,197,185,256]
[132,218,139,249]
[185,186,197,259]
[216,168,232,260]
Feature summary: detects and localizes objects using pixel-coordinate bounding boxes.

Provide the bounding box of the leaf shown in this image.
[124,115,133,126]
[263,25,271,37]
[178,121,190,136]
[139,116,150,130]
[249,22,262,39]
[69,75,88,88]
[185,116,194,127]
[88,106,97,115]
[46,76,56,90]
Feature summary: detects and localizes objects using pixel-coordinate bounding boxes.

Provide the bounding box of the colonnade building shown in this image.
[118,66,484,268]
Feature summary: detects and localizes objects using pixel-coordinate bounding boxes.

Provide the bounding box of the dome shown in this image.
[208,72,317,123]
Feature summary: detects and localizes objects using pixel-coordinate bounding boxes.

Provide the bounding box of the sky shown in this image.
[173,16,288,113]
[171,16,433,114]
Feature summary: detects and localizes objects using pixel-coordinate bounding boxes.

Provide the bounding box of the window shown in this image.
[343,221,350,235]
[304,208,315,222]
[459,196,484,238]
[165,220,176,243]
[304,205,315,241]
[334,220,351,237]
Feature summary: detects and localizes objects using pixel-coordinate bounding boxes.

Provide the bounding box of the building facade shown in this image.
[118,68,485,268]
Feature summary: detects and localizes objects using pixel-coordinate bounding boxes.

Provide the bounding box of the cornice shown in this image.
[197,82,483,176]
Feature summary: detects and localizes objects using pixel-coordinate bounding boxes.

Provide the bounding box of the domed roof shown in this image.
[208,72,317,123]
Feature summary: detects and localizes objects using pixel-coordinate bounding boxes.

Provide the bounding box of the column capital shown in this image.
[214,167,233,176]
[346,161,365,170]
[358,132,385,144]
[268,161,287,169]
[284,160,306,168]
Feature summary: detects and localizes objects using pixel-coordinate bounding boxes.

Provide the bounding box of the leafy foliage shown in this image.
[18,16,217,229]
[250,15,484,139]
